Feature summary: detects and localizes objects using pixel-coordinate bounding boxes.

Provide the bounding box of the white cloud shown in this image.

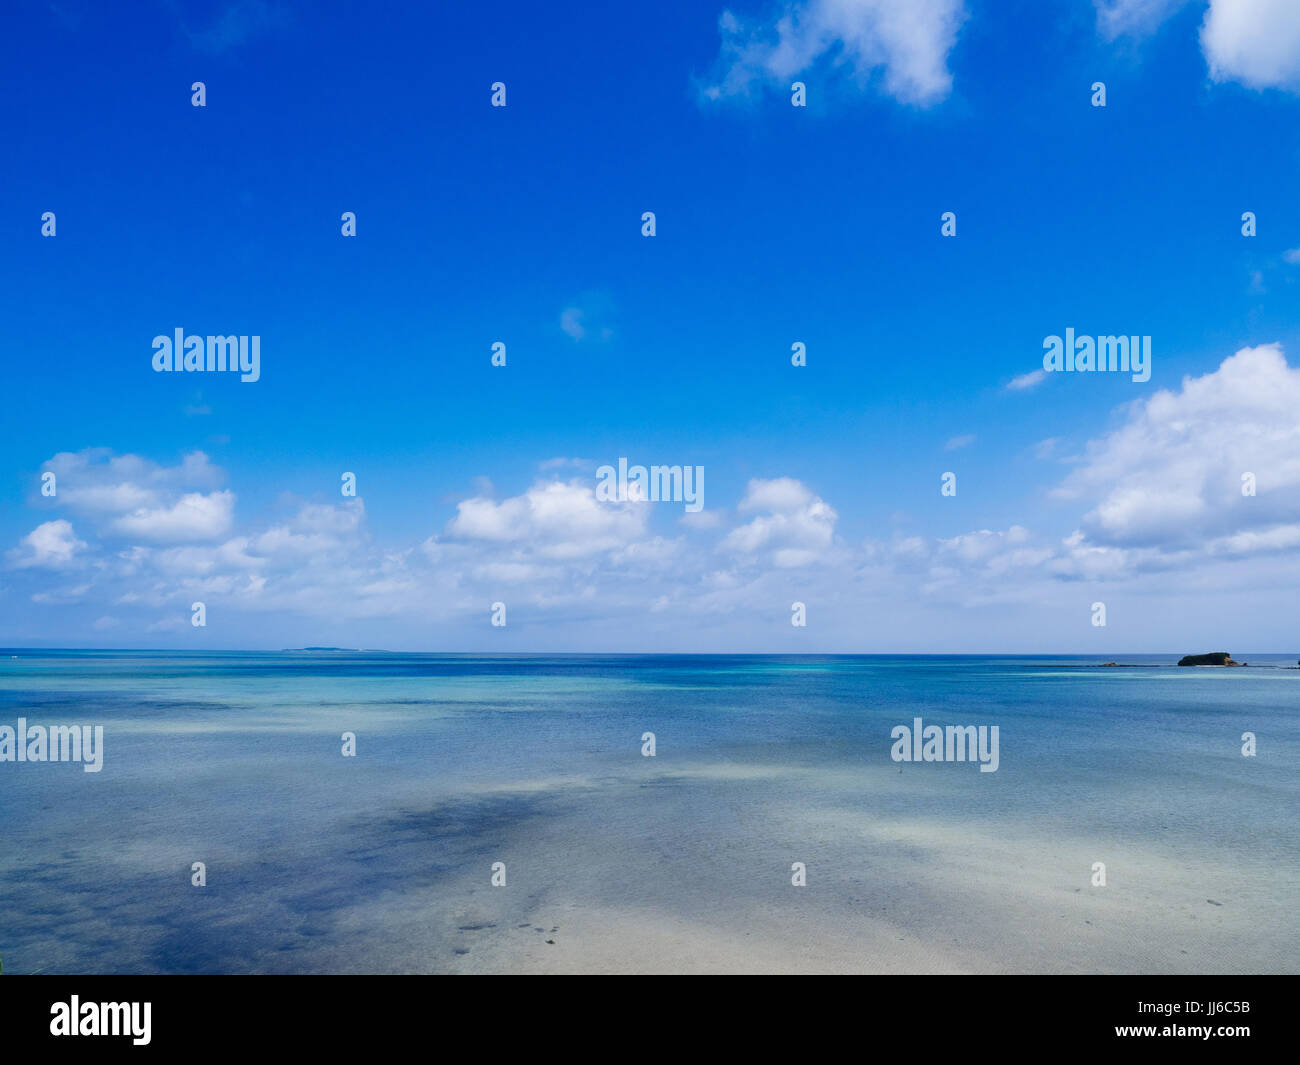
[1096,0,1190,39]
[1007,369,1047,391]
[857,344,1300,595]
[1201,0,1300,91]
[10,350,1300,647]
[1283,248,1300,264]
[7,520,88,570]
[472,561,551,584]
[702,0,967,107]
[55,481,157,514]
[1206,522,1300,557]
[1055,343,1300,550]
[153,538,265,577]
[945,433,976,451]
[722,477,838,566]
[32,583,92,604]
[1097,0,1300,92]
[255,499,366,555]
[680,509,724,530]
[42,449,224,515]
[737,476,814,512]
[937,525,1030,563]
[444,480,647,560]
[110,491,236,543]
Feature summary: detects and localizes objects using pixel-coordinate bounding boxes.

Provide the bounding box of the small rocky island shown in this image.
[1177,652,1245,666]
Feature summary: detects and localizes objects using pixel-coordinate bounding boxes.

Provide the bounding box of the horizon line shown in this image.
[2,647,1297,657]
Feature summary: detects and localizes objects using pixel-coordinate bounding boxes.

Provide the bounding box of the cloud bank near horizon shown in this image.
[5,344,1299,651]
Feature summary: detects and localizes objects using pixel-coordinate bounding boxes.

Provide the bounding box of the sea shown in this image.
[0,651,1295,974]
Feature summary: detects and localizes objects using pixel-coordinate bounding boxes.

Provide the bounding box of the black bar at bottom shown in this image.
[0,974,1289,1053]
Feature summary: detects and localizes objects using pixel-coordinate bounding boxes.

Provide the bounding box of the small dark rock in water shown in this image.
[1177,652,1242,666]
[545,939,555,945]
[1206,899,1223,906]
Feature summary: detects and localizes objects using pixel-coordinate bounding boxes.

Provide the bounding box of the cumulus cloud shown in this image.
[444,480,647,560]
[8,449,416,628]
[9,349,1300,647]
[1055,344,1300,551]
[7,520,88,570]
[31,449,236,545]
[151,537,266,577]
[41,449,225,515]
[254,500,367,558]
[1201,0,1300,90]
[1097,0,1300,92]
[702,0,967,107]
[722,477,838,567]
[737,476,814,512]
[850,344,1300,599]
[109,491,236,543]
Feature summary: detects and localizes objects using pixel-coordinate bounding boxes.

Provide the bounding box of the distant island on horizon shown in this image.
[1177,652,1246,666]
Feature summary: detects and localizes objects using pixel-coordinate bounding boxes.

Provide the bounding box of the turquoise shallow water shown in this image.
[0,652,1296,973]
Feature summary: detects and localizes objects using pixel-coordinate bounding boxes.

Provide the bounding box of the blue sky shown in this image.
[2,0,1299,651]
